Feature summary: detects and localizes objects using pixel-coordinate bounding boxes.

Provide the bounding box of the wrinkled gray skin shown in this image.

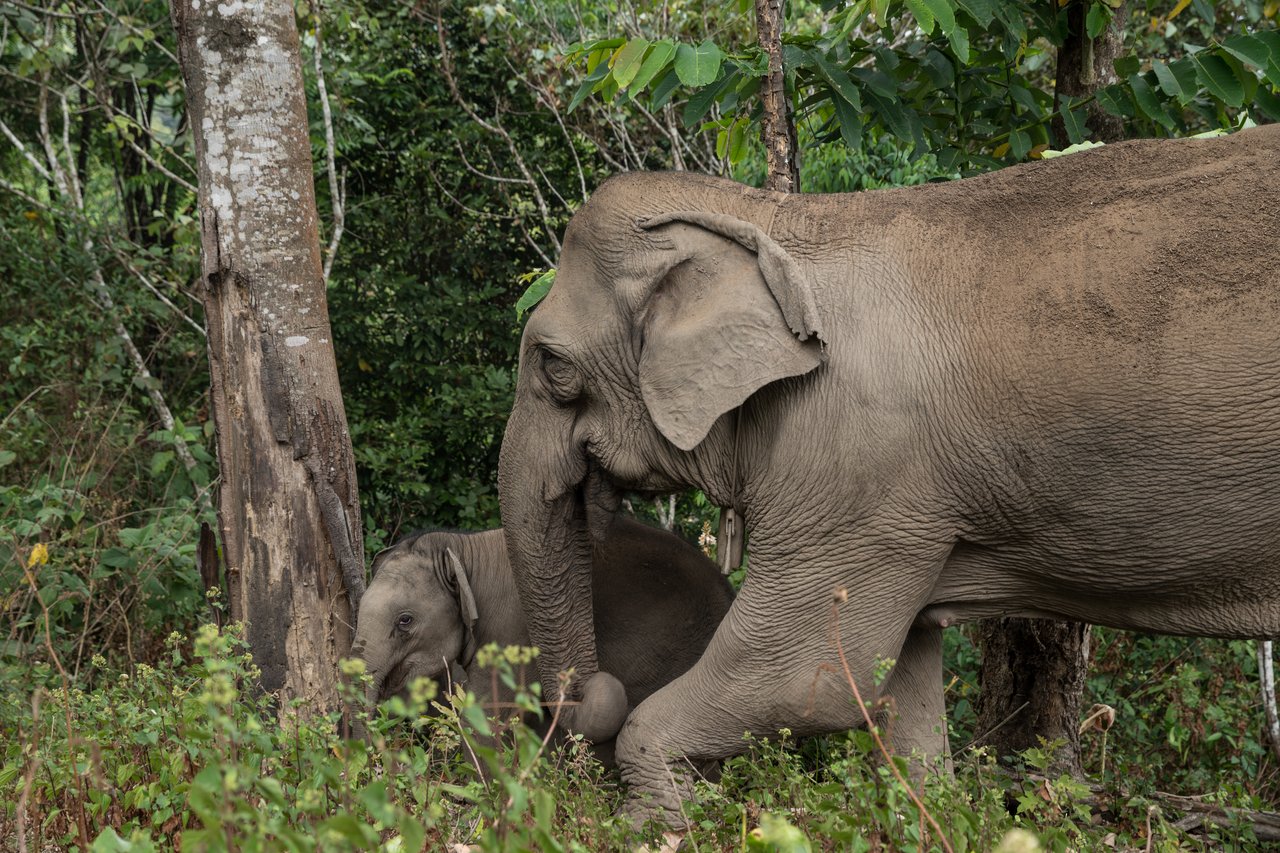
[351,516,733,752]
[496,125,1280,825]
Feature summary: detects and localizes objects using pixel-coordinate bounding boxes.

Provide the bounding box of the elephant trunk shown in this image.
[347,632,383,740]
[498,400,627,742]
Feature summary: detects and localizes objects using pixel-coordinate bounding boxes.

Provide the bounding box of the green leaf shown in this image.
[648,68,681,109]
[1165,58,1199,105]
[1095,83,1135,118]
[727,117,750,163]
[674,40,724,87]
[832,95,864,150]
[610,38,649,89]
[1010,128,1031,160]
[0,450,15,468]
[1086,2,1112,39]
[1221,34,1271,70]
[682,70,737,127]
[1113,53,1139,78]
[1254,85,1280,122]
[849,66,897,99]
[1151,60,1185,101]
[812,52,862,110]
[568,60,610,112]
[948,24,970,64]
[515,269,555,320]
[924,0,957,34]
[904,0,935,33]
[921,47,955,88]
[629,40,676,93]
[1128,73,1175,128]
[1192,52,1244,107]
[1058,102,1088,144]
[955,0,996,26]
[1252,30,1280,82]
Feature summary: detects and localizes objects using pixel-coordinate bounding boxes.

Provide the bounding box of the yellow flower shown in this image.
[27,543,49,568]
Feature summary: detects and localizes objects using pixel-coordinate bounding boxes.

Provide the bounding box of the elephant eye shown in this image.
[396,614,414,630]
[539,349,583,404]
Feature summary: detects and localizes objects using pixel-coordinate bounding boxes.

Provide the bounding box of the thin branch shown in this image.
[89,0,180,66]
[426,166,523,223]
[0,117,54,183]
[309,0,345,283]
[453,138,533,185]
[108,248,207,337]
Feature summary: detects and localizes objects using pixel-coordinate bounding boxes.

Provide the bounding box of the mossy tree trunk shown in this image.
[171,0,365,712]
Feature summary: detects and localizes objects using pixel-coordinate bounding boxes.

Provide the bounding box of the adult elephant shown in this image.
[497,125,1280,825]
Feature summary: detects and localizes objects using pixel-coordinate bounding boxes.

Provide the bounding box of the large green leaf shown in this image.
[1151,59,1185,102]
[674,40,724,87]
[904,0,935,33]
[610,38,649,89]
[515,269,555,320]
[629,40,676,93]
[1095,83,1135,118]
[923,0,957,35]
[1254,84,1280,121]
[682,69,737,127]
[955,0,996,27]
[1086,2,1112,40]
[812,52,862,110]
[1192,51,1244,107]
[947,24,970,64]
[1221,34,1271,71]
[1128,74,1174,128]
[832,94,864,150]
[568,60,610,112]
[1058,102,1088,144]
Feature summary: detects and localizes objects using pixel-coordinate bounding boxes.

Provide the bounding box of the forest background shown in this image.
[2,0,1280,849]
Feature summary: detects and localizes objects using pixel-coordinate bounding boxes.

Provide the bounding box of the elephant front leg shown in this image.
[613,583,934,829]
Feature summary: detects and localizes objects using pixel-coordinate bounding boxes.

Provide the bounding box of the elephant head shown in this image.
[350,534,478,710]
[498,172,824,742]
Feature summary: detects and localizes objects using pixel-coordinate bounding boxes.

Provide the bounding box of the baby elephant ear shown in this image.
[445,547,479,666]
[638,211,825,451]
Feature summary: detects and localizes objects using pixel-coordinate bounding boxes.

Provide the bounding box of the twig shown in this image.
[830,592,955,853]
[963,701,1031,751]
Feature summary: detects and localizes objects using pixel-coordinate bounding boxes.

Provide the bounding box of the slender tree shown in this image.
[755,0,799,192]
[170,0,365,710]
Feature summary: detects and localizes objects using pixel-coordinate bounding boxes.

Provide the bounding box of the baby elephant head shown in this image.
[350,533,479,709]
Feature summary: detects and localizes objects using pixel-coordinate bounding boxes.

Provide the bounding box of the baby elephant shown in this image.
[352,515,733,744]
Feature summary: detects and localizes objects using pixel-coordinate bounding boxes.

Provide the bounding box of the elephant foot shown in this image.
[635,830,688,853]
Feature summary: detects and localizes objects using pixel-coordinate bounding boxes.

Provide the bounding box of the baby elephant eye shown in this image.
[396,614,414,630]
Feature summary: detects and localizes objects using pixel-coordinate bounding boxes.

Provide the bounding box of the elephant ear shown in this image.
[637,211,825,451]
[445,547,479,666]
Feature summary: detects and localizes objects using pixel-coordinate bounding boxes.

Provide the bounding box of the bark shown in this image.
[170,0,365,711]
[1052,0,1129,145]
[755,0,798,192]
[974,618,1089,776]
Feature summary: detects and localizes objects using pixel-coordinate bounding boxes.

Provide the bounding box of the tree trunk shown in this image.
[974,618,1089,775]
[755,0,798,192]
[973,3,1129,776]
[1052,0,1130,145]
[170,0,366,712]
